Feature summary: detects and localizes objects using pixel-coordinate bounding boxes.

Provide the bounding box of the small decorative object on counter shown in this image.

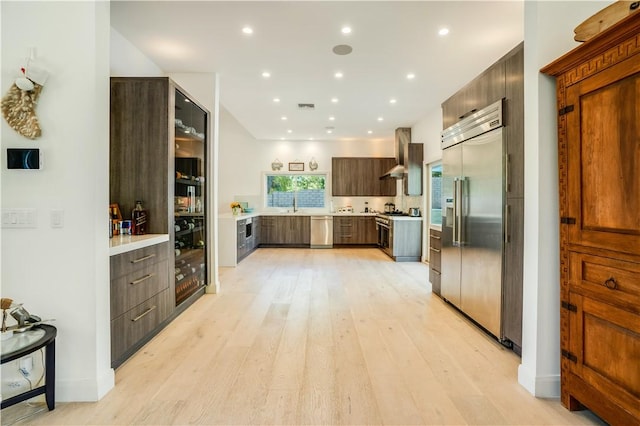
[230,201,242,215]
[364,201,369,213]
[121,220,132,235]
[309,157,318,171]
[271,158,283,171]
[132,200,148,235]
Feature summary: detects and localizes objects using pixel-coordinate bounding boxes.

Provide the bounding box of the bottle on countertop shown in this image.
[132,200,148,235]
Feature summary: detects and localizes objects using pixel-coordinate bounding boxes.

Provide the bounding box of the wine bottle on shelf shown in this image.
[132,201,148,235]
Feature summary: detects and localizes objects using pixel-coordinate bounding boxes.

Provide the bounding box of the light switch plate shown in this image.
[50,209,64,228]
[1,208,37,228]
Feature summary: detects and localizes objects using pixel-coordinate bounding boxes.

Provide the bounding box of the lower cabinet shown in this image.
[334,216,377,245]
[260,216,310,246]
[429,228,442,296]
[110,241,171,368]
[389,219,422,261]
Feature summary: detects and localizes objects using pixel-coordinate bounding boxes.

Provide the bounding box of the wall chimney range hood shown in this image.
[380,128,411,180]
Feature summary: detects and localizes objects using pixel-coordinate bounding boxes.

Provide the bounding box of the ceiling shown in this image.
[110,1,524,144]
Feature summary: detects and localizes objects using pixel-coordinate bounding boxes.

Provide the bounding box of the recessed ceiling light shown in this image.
[262,71,271,78]
[242,26,253,35]
[331,97,339,103]
[377,117,384,121]
[438,27,450,36]
[273,97,280,103]
[367,130,373,134]
[389,98,397,104]
[287,129,292,133]
[329,116,335,121]
[309,137,314,141]
[327,129,333,134]
[406,73,415,80]
[281,116,287,121]
[334,72,343,79]
[341,26,352,34]
[280,137,285,140]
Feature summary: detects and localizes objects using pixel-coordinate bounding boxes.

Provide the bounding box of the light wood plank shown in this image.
[6,248,606,426]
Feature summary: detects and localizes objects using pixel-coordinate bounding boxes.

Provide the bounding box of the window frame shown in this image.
[262,171,331,213]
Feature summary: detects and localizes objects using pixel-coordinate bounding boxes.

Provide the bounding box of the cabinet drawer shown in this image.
[569,252,640,312]
[111,288,171,363]
[110,259,169,318]
[110,242,169,278]
[429,247,441,272]
[429,232,441,250]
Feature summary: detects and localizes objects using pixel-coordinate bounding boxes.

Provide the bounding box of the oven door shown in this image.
[377,221,390,251]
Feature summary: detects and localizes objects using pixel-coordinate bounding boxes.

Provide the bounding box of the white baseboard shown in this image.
[518,363,560,398]
[56,368,114,402]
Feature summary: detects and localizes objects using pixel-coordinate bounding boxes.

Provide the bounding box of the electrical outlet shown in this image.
[19,356,33,374]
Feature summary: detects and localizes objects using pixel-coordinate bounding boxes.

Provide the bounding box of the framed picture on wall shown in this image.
[288,162,304,171]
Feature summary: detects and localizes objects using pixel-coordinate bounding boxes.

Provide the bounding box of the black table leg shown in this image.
[45,340,55,410]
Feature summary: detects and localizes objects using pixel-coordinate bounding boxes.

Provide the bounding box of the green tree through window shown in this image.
[266,174,326,208]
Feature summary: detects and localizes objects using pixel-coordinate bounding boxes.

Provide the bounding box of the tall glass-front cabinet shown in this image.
[110,77,209,313]
[173,90,208,305]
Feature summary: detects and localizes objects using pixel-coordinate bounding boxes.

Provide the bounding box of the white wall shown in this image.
[1,1,113,400]
[519,0,610,397]
[412,106,443,164]
[110,28,163,77]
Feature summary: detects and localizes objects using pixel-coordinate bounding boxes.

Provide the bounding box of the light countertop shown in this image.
[109,234,169,256]
[219,211,381,221]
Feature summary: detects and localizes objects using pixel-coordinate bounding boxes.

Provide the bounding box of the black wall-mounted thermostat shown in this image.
[7,148,42,170]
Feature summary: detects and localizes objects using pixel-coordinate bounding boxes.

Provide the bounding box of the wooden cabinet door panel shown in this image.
[568,292,640,420]
[566,59,640,256]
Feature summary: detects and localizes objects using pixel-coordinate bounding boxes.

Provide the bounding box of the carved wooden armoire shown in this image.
[541,13,640,425]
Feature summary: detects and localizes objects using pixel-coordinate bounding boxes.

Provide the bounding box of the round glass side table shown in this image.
[1,324,56,411]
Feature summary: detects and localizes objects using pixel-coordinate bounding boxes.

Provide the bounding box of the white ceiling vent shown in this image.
[298,103,315,110]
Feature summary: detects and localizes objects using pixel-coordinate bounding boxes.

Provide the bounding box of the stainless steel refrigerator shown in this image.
[440,100,505,340]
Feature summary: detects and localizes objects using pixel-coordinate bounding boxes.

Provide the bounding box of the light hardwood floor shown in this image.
[3,248,604,425]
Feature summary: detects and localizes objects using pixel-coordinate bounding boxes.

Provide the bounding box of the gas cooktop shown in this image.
[379,211,409,216]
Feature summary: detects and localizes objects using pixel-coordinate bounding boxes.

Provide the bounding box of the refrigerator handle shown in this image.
[504,204,511,243]
[453,177,460,245]
[459,177,466,245]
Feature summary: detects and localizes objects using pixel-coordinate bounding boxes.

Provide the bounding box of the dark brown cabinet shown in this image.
[332,157,396,196]
[442,60,505,129]
[429,228,442,296]
[403,143,424,196]
[111,77,209,309]
[110,242,171,368]
[541,14,640,425]
[333,216,377,245]
[110,77,209,365]
[260,216,310,246]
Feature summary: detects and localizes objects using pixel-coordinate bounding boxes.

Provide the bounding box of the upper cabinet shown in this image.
[442,61,506,130]
[404,143,424,196]
[332,157,396,196]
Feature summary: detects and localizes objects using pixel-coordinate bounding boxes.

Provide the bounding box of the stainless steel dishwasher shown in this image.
[310,215,333,248]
